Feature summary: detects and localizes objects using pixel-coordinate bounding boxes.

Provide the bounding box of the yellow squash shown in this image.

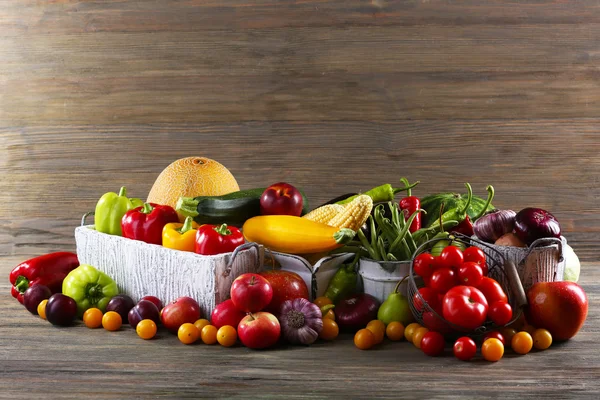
[242,216,356,254]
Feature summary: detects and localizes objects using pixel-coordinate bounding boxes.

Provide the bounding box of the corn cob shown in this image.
[302,204,345,224]
[328,194,373,231]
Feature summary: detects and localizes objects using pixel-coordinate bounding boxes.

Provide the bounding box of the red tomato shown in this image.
[438,246,464,271]
[477,277,508,305]
[413,287,441,313]
[429,268,457,295]
[453,336,477,361]
[442,286,489,330]
[422,310,452,334]
[457,262,484,287]
[483,330,506,345]
[420,331,445,357]
[413,253,436,279]
[463,247,487,274]
[432,256,445,271]
[488,301,513,326]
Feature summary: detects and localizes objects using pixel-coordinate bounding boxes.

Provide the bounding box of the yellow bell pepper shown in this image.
[162,217,199,252]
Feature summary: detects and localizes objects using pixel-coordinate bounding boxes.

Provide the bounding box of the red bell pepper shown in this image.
[9,252,79,304]
[121,203,179,245]
[195,224,244,256]
[398,178,421,233]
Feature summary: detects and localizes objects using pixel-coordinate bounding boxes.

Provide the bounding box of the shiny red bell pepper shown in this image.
[195,224,244,256]
[398,178,421,233]
[121,203,179,245]
[9,252,79,304]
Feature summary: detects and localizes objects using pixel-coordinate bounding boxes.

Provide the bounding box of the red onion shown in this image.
[335,293,380,332]
[514,207,561,245]
[473,209,516,243]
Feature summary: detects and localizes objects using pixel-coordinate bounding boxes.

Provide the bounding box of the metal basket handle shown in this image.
[81,211,95,226]
[504,259,528,309]
[523,237,564,262]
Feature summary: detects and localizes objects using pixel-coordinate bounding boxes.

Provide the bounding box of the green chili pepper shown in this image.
[324,255,359,304]
[425,183,474,232]
[94,186,143,236]
[336,181,420,205]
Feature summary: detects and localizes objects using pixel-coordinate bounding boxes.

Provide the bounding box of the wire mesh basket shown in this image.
[408,233,528,338]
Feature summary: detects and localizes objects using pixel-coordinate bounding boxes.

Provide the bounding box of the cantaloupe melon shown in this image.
[147,157,240,216]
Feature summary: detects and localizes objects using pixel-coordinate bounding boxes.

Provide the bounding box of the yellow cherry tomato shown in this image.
[386,321,405,341]
[194,319,211,332]
[38,300,48,320]
[313,297,333,309]
[323,309,335,320]
[83,308,103,329]
[201,325,218,345]
[354,328,375,350]
[533,329,552,350]
[319,318,339,341]
[404,323,422,342]
[178,323,200,344]
[482,338,504,362]
[217,325,237,347]
[136,319,157,340]
[366,320,386,344]
[412,327,430,349]
[102,311,122,331]
[512,331,533,355]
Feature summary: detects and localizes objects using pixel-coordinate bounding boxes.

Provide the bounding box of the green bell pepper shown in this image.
[94,186,143,236]
[62,264,119,316]
[324,255,359,304]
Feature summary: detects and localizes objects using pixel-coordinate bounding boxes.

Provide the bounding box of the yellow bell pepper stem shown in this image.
[162,216,199,252]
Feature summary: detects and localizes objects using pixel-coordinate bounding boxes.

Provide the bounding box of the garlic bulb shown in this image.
[280,298,323,345]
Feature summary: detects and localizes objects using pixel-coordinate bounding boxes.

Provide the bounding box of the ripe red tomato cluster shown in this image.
[412,246,513,331]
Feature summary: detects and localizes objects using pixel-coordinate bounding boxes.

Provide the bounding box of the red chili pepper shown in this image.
[9,252,79,304]
[451,215,475,236]
[195,224,244,256]
[121,203,179,245]
[398,178,421,233]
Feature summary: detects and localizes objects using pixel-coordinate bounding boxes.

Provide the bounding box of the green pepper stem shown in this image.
[320,304,335,315]
[175,197,200,217]
[118,186,127,197]
[392,180,420,195]
[177,217,195,234]
[473,185,495,220]
[399,178,413,197]
[458,183,473,216]
[141,203,154,214]
[214,224,232,236]
[15,276,29,293]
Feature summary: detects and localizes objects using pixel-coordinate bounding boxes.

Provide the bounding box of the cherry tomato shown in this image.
[463,247,487,274]
[178,323,200,344]
[354,328,375,350]
[217,325,237,347]
[533,329,552,350]
[439,246,464,271]
[366,320,385,344]
[313,296,333,309]
[483,330,505,345]
[488,301,513,326]
[83,308,103,329]
[500,327,517,343]
[482,338,504,362]
[136,319,157,340]
[432,256,446,271]
[477,277,508,304]
[102,311,122,331]
[453,336,477,361]
[201,325,218,345]
[194,318,211,332]
[422,310,452,334]
[323,309,335,320]
[320,318,339,341]
[412,327,430,349]
[386,321,405,341]
[429,268,457,294]
[38,300,48,320]
[421,331,445,356]
[413,253,436,279]
[404,323,422,342]
[512,331,533,354]
[457,262,484,287]
[442,286,489,330]
[413,287,442,313]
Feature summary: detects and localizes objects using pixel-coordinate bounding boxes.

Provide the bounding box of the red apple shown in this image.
[160,296,202,333]
[211,299,247,329]
[141,295,163,312]
[526,281,588,341]
[230,273,273,313]
[259,270,309,315]
[260,182,304,216]
[237,312,281,349]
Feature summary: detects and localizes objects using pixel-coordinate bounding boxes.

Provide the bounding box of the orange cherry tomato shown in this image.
[386,322,405,341]
[313,297,333,309]
[83,308,103,329]
[404,323,422,342]
[194,319,211,332]
[38,300,48,320]
[323,309,335,320]
[319,318,339,341]
[354,328,375,350]
[178,323,200,344]
[201,325,218,345]
[217,325,237,347]
[366,320,386,344]
[482,338,504,362]
[412,327,430,349]
[533,329,552,350]
[102,311,122,331]
[512,331,533,354]
[136,319,157,340]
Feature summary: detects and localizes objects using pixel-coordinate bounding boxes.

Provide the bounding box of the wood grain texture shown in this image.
[1,254,599,399]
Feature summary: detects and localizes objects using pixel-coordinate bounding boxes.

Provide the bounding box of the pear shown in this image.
[377,276,415,326]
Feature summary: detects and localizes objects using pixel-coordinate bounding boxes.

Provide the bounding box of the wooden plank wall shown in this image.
[1,1,599,261]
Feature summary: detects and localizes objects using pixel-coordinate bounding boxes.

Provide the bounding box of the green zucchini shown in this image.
[176,187,310,227]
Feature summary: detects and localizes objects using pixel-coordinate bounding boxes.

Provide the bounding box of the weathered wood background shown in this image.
[1,1,600,398]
